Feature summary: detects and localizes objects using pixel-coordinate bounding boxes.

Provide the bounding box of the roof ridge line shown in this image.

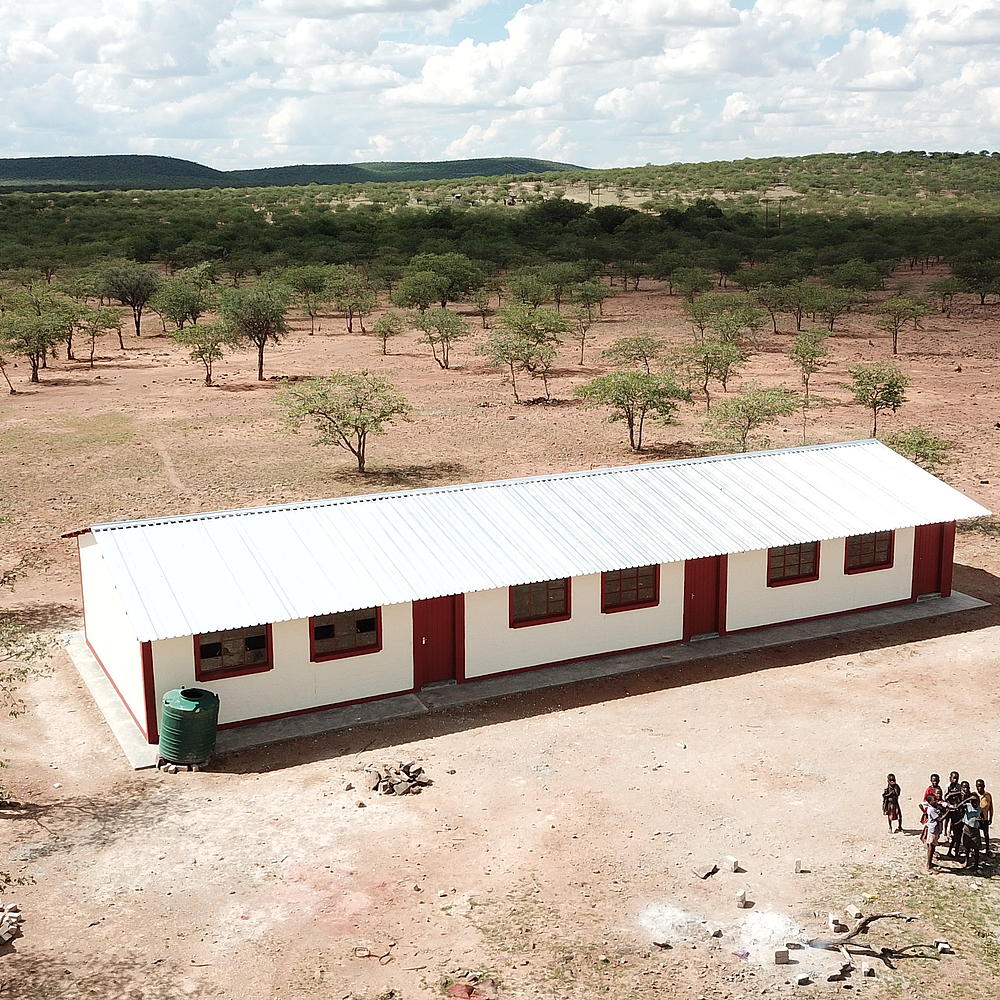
[89,439,881,533]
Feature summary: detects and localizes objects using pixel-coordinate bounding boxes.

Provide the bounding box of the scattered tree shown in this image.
[848,361,909,436]
[883,426,952,473]
[171,322,237,386]
[220,281,291,381]
[927,277,963,318]
[703,383,800,452]
[149,277,207,332]
[77,305,123,368]
[672,266,714,301]
[602,334,665,373]
[577,370,690,451]
[570,308,593,365]
[276,371,411,473]
[0,312,69,384]
[676,338,749,410]
[391,270,444,312]
[572,281,613,320]
[284,265,330,334]
[371,311,405,355]
[412,308,469,369]
[788,328,830,442]
[101,261,160,338]
[874,296,930,355]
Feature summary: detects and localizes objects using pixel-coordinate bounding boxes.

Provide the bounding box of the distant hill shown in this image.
[0,154,586,191]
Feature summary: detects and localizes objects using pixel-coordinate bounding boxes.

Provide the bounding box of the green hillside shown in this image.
[0,154,584,191]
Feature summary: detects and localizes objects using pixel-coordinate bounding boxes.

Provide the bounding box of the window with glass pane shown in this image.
[197,625,270,674]
[767,542,819,585]
[602,565,659,611]
[311,609,380,658]
[510,579,569,625]
[846,531,893,571]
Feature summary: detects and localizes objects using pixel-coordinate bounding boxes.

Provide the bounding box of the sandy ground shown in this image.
[2,272,1000,997]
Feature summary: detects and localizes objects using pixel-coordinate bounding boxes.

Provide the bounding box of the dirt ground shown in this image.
[2,272,1000,997]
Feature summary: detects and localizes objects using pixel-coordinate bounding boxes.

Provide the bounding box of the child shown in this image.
[882,773,902,833]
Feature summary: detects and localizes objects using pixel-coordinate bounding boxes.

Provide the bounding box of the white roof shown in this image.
[85,439,989,642]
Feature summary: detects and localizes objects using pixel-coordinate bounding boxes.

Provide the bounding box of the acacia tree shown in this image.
[602,334,665,373]
[576,370,690,452]
[676,337,749,410]
[570,308,593,364]
[276,371,411,473]
[848,361,909,436]
[927,277,963,318]
[703,383,799,453]
[788,328,830,442]
[874,296,930,355]
[412,308,469,369]
[329,268,377,333]
[101,262,160,337]
[572,281,613,320]
[672,266,714,301]
[371,311,405,355]
[391,270,445,312]
[149,277,207,331]
[0,312,69,384]
[77,305,123,368]
[220,281,291,380]
[478,327,536,403]
[811,286,856,332]
[884,426,952,473]
[171,322,237,386]
[284,265,330,334]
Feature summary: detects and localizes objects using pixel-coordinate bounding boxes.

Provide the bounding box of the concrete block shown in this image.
[862,963,876,978]
[735,890,749,908]
[794,859,805,873]
[721,855,739,872]
[936,940,952,954]
[846,904,863,920]
[827,913,843,931]
[796,974,811,986]
[774,949,790,965]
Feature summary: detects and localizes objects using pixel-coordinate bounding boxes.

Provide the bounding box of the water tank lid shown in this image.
[163,687,219,712]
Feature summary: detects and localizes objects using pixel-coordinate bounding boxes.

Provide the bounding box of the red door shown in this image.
[912,522,956,598]
[412,595,465,687]
[683,555,727,641]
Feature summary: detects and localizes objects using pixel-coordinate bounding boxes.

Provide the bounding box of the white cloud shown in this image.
[0,0,996,168]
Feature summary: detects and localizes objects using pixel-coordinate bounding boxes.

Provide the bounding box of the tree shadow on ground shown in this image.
[339,461,469,491]
[212,562,999,776]
[1,950,225,1000]
[2,602,79,632]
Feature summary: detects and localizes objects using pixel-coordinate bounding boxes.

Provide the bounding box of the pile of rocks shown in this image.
[0,903,23,944]
[364,761,432,796]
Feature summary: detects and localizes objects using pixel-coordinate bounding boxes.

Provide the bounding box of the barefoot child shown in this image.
[882,773,903,833]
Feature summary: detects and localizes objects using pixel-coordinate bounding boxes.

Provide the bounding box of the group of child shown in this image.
[881,771,993,872]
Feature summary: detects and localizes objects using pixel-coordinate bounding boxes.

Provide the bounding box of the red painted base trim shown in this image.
[725,596,914,635]
[215,684,418,731]
[461,637,684,684]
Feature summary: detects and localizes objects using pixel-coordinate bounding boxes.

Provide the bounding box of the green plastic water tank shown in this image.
[159,687,220,765]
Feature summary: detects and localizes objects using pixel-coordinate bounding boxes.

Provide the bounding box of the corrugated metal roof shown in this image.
[86,440,990,642]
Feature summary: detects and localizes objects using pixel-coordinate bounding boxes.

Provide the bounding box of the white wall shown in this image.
[79,535,148,738]
[464,564,685,679]
[725,528,915,632]
[149,603,414,727]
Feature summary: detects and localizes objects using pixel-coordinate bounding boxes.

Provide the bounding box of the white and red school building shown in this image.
[67,440,988,747]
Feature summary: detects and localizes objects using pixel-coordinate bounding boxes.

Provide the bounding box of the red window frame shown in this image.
[767,542,820,587]
[309,607,383,662]
[844,531,894,574]
[601,565,660,613]
[194,624,273,680]
[509,578,572,628]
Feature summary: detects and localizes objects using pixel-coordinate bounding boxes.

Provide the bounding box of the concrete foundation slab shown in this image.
[64,591,988,768]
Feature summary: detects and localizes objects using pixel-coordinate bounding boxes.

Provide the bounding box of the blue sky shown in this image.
[2,0,998,169]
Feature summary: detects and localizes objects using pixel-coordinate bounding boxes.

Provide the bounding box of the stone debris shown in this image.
[862,963,877,977]
[796,974,811,986]
[364,761,432,796]
[827,913,848,934]
[693,862,719,880]
[156,759,200,773]
[846,904,863,920]
[0,903,24,944]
